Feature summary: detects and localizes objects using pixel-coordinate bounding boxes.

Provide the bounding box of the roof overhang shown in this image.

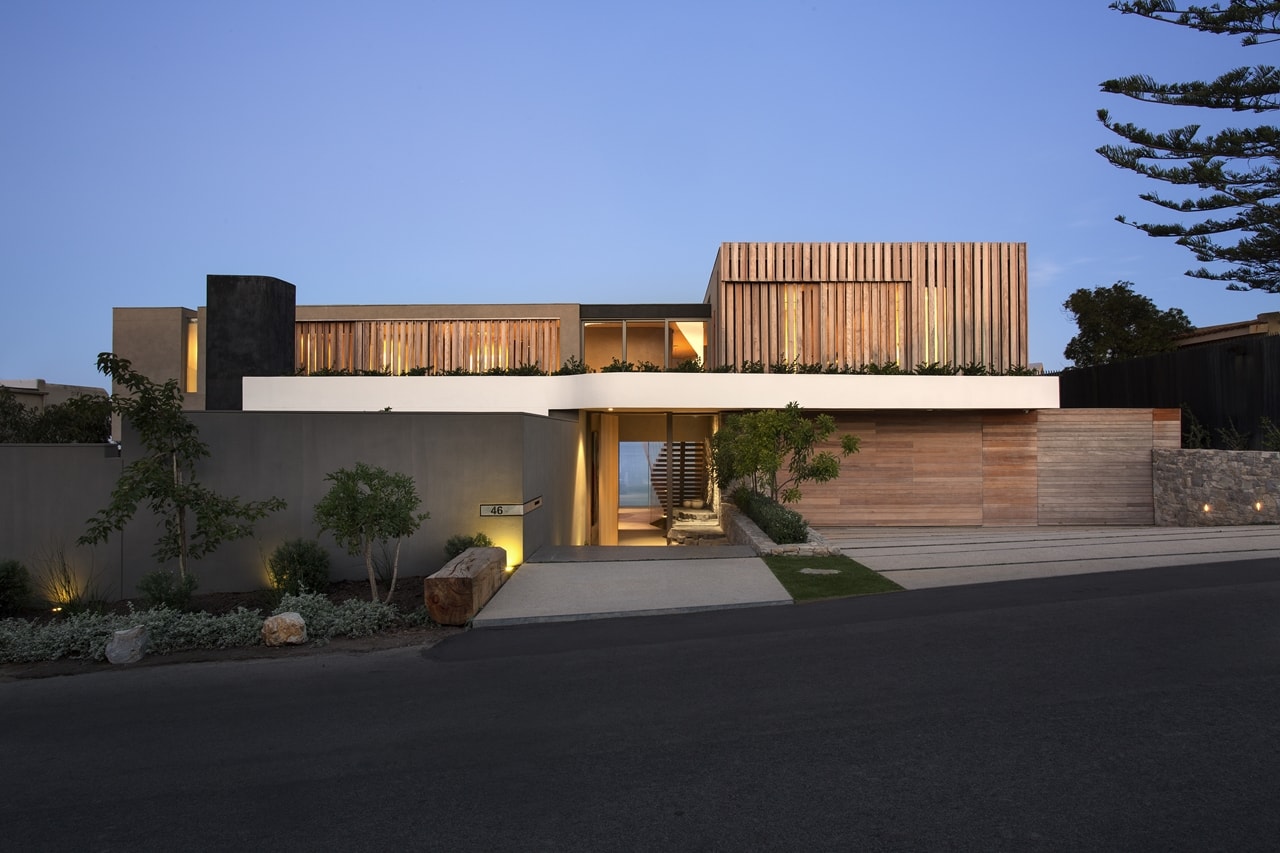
[243,374,1059,416]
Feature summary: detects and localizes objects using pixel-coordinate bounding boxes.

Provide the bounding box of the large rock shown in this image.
[106,626,148,665]
[262,612,308,646]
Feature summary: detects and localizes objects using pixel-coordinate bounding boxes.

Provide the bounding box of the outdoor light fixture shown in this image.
[1202,503,1212,513]
[1257,501,1265,512]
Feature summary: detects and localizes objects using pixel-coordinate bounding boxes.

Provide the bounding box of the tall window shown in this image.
[184,317,199,393]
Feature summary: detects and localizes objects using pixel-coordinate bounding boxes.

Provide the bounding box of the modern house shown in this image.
[58,242,1175,594]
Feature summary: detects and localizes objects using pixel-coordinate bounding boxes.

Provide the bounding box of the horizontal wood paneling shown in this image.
[792,409,1165,527]
[708,242,1028,372]
[1037,409,1158,525]
[295,319,560,375]
[982,412,1039,525]
[796,413,985,527]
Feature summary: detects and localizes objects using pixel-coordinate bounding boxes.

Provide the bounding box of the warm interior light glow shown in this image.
[185,317,199,393]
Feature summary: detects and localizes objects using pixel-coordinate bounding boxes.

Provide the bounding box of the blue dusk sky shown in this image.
[2,0,1275,389]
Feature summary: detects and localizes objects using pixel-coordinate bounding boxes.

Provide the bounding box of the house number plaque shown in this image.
[479,496,542,517]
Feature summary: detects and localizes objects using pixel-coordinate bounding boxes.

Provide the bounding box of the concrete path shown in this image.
[472,545,792,627]
[821,524,1280,589]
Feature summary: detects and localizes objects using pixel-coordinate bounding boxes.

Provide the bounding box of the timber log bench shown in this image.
[423,546,509,626]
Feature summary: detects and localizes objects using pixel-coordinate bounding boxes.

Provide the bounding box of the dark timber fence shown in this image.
[1057,336,1280,450]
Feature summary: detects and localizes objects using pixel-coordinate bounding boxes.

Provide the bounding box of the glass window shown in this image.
[625,321,666,368]
[669,321,706,368]
[583,322,623,371]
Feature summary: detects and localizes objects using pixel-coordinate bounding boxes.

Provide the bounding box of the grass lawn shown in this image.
[762,554,903,601]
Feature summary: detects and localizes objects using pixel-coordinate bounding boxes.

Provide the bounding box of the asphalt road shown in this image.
[3,559,1279,852]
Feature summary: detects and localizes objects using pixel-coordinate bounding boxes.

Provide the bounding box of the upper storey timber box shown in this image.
[705,242,1028,372]
[111,241,1031,407]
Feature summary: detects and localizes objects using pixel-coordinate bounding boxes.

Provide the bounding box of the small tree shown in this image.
[711,402,860,504]
[313,462,428,603]
[1062,282,1194,366]
[78,353,286,578]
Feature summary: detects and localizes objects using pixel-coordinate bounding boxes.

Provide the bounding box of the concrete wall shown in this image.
[158,411,577,594]
[1153,448,1280,526]
[0,443,126,602]
[521,413,586,553]
[112,307,201,408]
[0,412,580,599]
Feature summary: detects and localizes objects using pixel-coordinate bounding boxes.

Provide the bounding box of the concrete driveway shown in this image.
[820,524,1280,588]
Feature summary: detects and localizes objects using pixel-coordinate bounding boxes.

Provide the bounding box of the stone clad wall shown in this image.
[1153,449,1280,526]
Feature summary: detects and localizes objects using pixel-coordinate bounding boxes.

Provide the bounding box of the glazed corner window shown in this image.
[184,317,199,393]
[669,321,706,368]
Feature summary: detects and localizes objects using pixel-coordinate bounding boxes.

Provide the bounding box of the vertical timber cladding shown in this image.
[707,242,1028,371]
[294,319,561,374]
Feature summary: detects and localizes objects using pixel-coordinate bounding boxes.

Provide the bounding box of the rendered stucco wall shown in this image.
[0,444,126,601]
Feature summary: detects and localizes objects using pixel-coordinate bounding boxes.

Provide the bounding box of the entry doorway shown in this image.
[590,412,715,545]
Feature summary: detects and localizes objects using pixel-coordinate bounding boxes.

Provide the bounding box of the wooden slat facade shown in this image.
[793,409,1180,526]
[295,318,561,375]
[705,242,1028,371]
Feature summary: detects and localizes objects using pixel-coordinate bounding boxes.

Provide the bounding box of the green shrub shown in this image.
[668,358,703,373]
[913,361,959,375]
[267,538,331,595]
[731,488,810,544]
[273,591,399,640]
[552,355,587,375]
[0,560,32,616]
[445,532,494,560]
[1261,416,1280,452]
[137,569,199,611]
[0,606,265,664]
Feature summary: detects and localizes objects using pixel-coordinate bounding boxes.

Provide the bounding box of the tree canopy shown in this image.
[1063,281,1194,366]
[79,353,285,577]
[1098,1,1280,292]
[0,388,110,444]
[313,462,427,603]
[710,402,860,504]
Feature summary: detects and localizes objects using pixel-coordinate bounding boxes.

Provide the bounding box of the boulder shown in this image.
[106,626,148,665]
[262,612,308,646]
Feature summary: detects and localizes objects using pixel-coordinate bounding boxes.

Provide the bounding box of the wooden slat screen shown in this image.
[295,319,560,375]
[707,242,1028,371]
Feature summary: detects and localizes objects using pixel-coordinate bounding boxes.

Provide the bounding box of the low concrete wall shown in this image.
[1153,448,1280,526]
[720,504,842,557]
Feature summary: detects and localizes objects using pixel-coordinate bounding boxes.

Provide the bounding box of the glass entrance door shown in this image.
[592,413,715,546]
